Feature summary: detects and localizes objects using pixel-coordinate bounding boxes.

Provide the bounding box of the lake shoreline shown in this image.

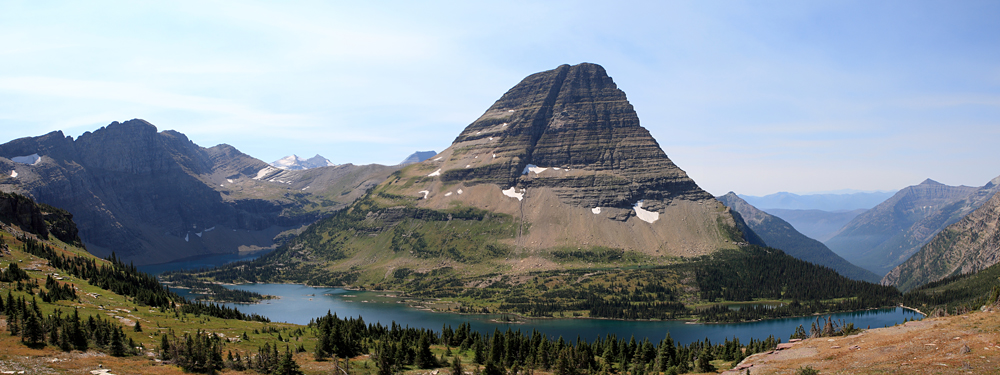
[201,281,919,326]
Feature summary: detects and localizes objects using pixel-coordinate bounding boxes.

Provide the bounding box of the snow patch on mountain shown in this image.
[502,187,524,201]
[11,154,41,165]
[633,201,659,223]
[270,154,336,170]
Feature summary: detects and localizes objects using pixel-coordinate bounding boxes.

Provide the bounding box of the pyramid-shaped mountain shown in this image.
[235,63,756,286]
[389,63,745,257]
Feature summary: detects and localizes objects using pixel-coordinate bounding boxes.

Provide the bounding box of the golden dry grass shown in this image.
[723,308,1000,374]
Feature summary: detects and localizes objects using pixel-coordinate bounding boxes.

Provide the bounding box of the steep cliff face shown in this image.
[0,119,397,265]
[883,189,1000,291]
[718,193,880,282]
[825,178,997,276]
[0,192,81,246]
[442,63,712,210]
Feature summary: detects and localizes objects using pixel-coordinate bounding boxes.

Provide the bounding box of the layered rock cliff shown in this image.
[0,120,397,265]
[0,191,81,245]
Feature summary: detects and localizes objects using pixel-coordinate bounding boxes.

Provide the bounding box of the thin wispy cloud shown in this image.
[0,0,997,195]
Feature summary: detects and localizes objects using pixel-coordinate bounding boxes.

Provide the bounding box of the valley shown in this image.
[2,62,999,375]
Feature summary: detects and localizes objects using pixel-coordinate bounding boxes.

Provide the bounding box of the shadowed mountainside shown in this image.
[0,120,397,265]
[884,190,1000,291]
[718,193,880,283]
[825,178,1000,276]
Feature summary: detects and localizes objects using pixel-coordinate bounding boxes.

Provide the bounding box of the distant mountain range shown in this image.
[825,178,1000,276]
[0,119,398,265]
[718,193,880,282]
[739,191,896,211]
[883,189,1000,291]
[763,208,866,242]
[399,151,437,165]
[270,154,336,170]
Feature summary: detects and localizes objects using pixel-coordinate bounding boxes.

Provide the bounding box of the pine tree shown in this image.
[482,359,504,375]
[694,347,715,373]
[415,332,438,369]
[109,327,127,356]
[473,339,486,364]
[133,320,142,332]
[21,299,45,346]
[274,350,304,375]
[451,355,464,375]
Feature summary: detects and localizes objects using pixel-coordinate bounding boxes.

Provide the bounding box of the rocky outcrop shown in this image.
[825,178,998,276]
[883,190,1000,291]
[399,151,437,165]
[0,192,81,245]
[0,119,397,265]
[718,193,881,282]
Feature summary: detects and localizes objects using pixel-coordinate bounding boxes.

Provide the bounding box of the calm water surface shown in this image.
[174,283,922,346]
[138,252,264,276]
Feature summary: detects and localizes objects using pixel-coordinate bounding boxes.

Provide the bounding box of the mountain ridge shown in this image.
[0,119,398,265]
[717,192,880,282]
[882,189,1000,291]
[824,176,998,276]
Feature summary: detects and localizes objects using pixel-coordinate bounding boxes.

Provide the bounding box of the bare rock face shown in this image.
[0,119,397,265]
[0,191,81,245]
[441,63,713,212]
[883,189,1000,291]
[381,63,747,259]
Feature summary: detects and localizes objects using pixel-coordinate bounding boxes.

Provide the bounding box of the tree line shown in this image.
[13,235,269,322]
[2,291,138,355]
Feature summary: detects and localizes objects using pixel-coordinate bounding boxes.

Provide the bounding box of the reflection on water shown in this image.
[138,252,266,276]
[178,283,923,346]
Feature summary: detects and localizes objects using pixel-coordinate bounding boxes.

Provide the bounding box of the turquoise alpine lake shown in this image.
[170,283,922,346]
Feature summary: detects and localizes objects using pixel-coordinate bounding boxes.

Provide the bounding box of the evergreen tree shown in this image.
[451,355,464,375]
[109,327,127,357]
[415,332,438,369]
[694,347,715,373]
[274,350,304,375]
[482,359,504,375]
[21,304,44,346]
[473,339,486,364]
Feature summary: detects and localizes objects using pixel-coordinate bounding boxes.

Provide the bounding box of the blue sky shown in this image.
[1,1,998,196]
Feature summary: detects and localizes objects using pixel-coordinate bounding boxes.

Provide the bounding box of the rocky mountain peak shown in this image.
[399,151,437,165]
[919,178,943,186]
[433,62,711,211]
